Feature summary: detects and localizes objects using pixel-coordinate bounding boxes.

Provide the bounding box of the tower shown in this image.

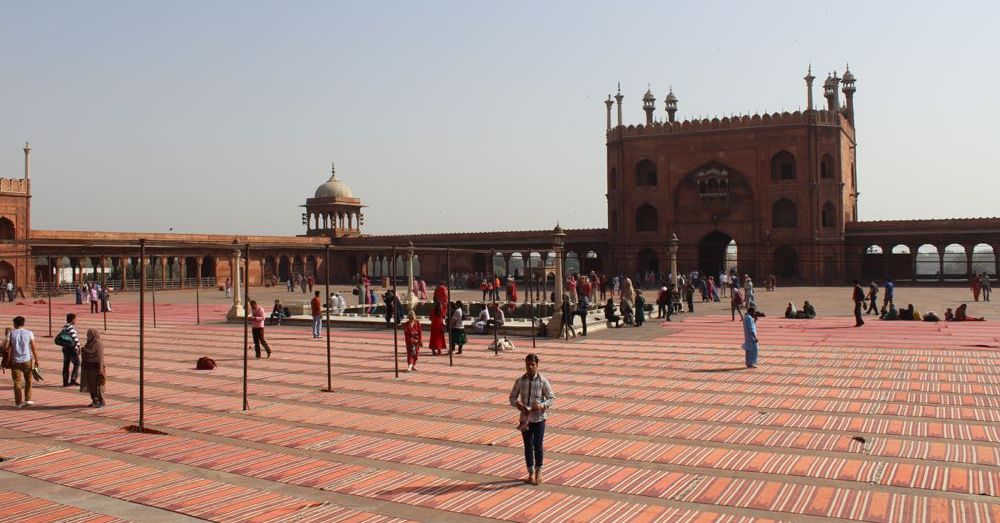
[604,95,614,130]
[804,66,815,111]
[823,73,835,110]
[302,162,365,239]
[841,65,856,125]
[664,87,678,123]
[614,84,624,127]
[642,87,656,125]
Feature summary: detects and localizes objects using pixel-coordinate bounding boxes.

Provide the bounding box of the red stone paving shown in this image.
[0,299,998,522]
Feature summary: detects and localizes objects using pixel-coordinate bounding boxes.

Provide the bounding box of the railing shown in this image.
[32,277,217,294]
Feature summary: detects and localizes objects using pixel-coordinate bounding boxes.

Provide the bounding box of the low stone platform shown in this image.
[1,300,998,522]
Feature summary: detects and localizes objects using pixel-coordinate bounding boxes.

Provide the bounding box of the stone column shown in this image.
[196,257,203,288]
[548,225,567,337]
[226,249,244,320]
[178,256,186,289]
[965,244,974,278]
[669,234,679,287]
[937,245,945,282]
[99,257,107,288]
[160,257,168,289]
[120,257,129,291]
[910,246,918,282]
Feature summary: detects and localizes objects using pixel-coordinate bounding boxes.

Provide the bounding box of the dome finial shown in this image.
[330,161,336,178]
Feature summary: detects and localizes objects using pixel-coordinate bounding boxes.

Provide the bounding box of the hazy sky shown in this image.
[2,1,998,236]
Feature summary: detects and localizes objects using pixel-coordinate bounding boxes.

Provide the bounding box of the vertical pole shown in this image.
[195,273,201,325]
[325,244,332,392]
[151,257,157,328]
[242,243,250,411]
[101,253,107,332]
[529,259,536,349]
[392,246,399,378]
[139,240,146,432]
[446,248,453,368]
[491,248,499,356]
[47,256,53,337]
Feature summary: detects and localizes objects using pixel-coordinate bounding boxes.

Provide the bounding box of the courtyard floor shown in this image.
[0,287,998,522]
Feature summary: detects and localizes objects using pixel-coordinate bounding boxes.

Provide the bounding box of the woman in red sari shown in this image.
[429,283,448,355]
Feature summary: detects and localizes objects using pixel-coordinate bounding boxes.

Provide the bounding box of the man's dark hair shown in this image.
[525,353,539,364]
[67,313,76,323]
[13,316,25,328]
[315,291,321,297]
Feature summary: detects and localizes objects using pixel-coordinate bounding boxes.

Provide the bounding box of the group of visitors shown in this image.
[971,272,992,302]
[0,279,17,302]
[74,282,112,313]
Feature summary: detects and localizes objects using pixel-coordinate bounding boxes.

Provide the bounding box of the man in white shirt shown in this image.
[9,316,39,407]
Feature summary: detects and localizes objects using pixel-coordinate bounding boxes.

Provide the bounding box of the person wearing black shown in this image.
[656,287,668,319]
[604,299,620,327]
[560,294,576,338]
[58,313,80,387]
[574,295,590,336]
[634,292,645,327]
[866,281,880,316]
[852,280,865,327]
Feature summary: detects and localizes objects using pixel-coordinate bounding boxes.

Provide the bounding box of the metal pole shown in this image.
[529,260,536,349]
[446,248,452,368]
[242,243,250,411]
[101,253,107,332]
[151,258,157,328]
[139,240,146,432]
[47,256,53,337]
[491,248,499,356]
[195,280,200,325]
[391,246,399,378]
[325,244,332,392]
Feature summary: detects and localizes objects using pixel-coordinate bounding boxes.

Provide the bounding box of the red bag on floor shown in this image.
[196,357,216,370]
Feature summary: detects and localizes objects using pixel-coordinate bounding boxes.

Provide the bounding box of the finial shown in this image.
[330,161,336,177]
[617,82,621,94]
[808,63,812,74]
[23,141,30,150]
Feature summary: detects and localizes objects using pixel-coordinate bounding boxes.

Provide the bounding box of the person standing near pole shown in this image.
[249,300,272,358]
[742,305,759,369]
[852,280,865,327]
[310,290,322,339]
[509,353,554,486]
[58,313,80,387]
[403,311,422,372]
[8,316,39,408]
[449,300,466,354]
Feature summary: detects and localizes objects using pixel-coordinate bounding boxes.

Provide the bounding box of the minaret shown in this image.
[830,71,841,111]
[664,87,678,123]
[642,86,656,125]
[614,83,624,128]
[823,73,836,111]
[841,64,856,125]
[23,142,31,180]
[804,65,815,111]
[604,95,614,130]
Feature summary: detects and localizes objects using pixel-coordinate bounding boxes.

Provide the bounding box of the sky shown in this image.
[2,1,998,236]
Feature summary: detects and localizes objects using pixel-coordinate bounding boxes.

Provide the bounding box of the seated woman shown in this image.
[798,301,816,319]
[923,310,941,322]
[473,307,491,334]
[269,299,288,325]
[486,302,505,329]
[944,308,955,321]
[604,299,621,327]
[955,303,986,321]
[620,298,634,325]
[784,303,797,319]
[881,303,898,320]
[912,309,923,321]
[899,304,915,321]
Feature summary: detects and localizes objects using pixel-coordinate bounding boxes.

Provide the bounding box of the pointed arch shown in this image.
[772,198,798,229]
[770,151,796,181]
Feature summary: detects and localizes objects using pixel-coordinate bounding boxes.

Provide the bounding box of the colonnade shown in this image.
[305,211,361,233]
[861,242,999,281]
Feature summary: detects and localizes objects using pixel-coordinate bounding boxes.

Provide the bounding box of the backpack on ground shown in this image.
[196,356,217,370]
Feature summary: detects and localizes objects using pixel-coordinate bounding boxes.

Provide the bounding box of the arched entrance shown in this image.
[278,256,290,281]
[0,261,14,284]
[636,248,658,272]
[698,231,732,276]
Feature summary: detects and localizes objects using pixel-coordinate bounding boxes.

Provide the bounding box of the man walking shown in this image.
[852,280,866,327]
[9,316,39,408]
[509,353,554,486]
[58,313,81,387]
[249,300,271,358]
[310,290,323,339]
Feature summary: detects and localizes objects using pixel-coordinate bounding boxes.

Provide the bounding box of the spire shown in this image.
[604,94,614,131]
[841,63,857,126]
[23,141,31,180]
[614,82,624,128]
[804,64,815,111]
[664,86,678,123]
[642,84,656,125]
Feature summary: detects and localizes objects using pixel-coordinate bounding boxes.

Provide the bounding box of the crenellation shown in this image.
[0,178,29,194]
[608,108,845,141]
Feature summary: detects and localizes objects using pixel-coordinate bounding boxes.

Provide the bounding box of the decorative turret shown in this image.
[302,161,365,239]
[664,87,678,123]
[823,73,836,111]
[804,65,815,111]
[604,95,614,131]
[841,64,856,125]
[614,83,624,128]
[642,87,656,125]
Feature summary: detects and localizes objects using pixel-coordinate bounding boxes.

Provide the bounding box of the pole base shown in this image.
[226,304,246,320]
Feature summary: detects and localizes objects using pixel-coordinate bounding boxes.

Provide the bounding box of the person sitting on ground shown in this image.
[954,303,986,321]
[487,302,506,330]
[944,308,955,321]
[912,308,923,321]
[923,310,941,322]
[270,299,288,325]
[899,304,915,321]
[881,303,898,320]
[784,302,796,319]
[798,301,816,319]
[604,298,621,328]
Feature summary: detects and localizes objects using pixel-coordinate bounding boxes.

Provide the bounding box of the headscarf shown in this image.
[81,328,104,364]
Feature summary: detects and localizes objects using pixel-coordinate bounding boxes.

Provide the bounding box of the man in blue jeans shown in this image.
[310,291,322,339]
[509,353,555,485]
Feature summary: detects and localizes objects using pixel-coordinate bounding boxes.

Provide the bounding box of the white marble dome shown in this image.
[314,162,353,199]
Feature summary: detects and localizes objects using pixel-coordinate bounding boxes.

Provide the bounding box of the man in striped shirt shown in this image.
[60,313,81,387]
[509,353,555,485]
